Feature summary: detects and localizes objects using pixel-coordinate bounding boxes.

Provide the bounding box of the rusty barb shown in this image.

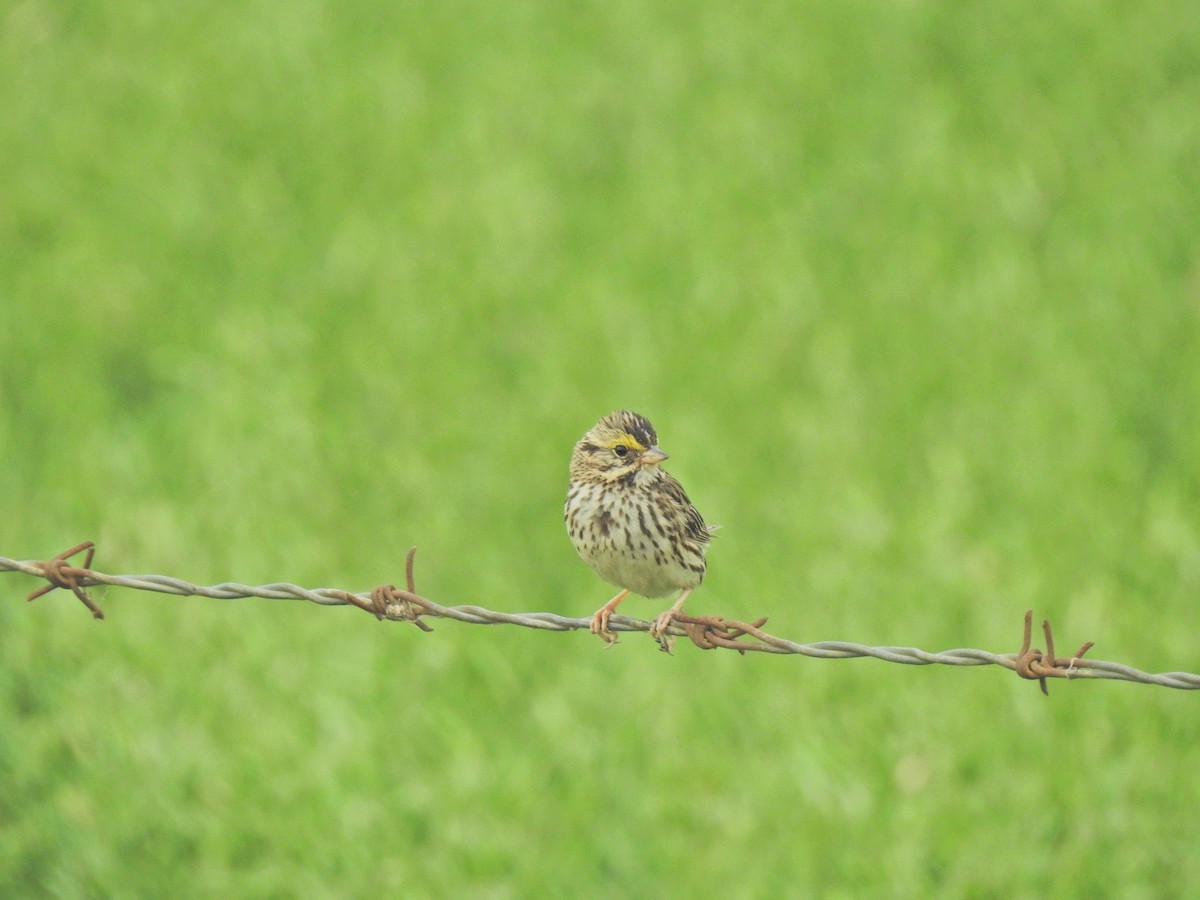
[25,541,105,619]
[673,613,772,654]
[1014,610,1097,695]
[4,542,1198,691]
[337,548,435,632]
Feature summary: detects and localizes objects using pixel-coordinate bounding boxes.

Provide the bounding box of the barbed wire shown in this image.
[4,542,1198,692]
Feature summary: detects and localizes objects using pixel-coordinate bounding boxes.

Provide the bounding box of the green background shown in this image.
[3,1,1199,895]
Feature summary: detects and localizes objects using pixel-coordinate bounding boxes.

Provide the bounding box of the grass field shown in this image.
[3,1,1199,895]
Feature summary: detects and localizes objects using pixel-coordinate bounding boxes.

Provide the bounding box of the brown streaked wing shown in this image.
[657,471,712,544]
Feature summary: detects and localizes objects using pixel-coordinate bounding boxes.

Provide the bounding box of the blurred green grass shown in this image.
[2,0,1199,895]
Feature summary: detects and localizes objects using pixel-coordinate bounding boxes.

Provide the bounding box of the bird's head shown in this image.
[570,410,669,482]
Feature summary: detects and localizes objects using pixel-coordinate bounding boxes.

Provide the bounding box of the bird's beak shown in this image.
[642,446,669,465]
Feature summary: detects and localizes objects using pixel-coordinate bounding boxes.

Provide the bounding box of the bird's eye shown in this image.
[613,445,629,458]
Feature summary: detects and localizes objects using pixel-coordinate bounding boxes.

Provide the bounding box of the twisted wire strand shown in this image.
[3,551,1197,690]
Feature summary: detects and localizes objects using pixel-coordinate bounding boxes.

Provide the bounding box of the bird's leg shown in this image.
[650,587,693,640]
[590,589,630,643]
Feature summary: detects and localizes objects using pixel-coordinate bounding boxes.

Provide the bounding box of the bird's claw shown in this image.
[589,610,619,646]
[649,611,679,652]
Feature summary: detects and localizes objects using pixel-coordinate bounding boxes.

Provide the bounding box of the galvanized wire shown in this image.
[4,547,1198,691]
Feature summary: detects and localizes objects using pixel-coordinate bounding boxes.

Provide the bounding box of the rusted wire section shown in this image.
[4,544,1198,691]
[1013,610,1097,695]
[23,542,105,619]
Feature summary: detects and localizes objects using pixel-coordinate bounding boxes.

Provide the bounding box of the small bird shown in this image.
[565,410,715,644]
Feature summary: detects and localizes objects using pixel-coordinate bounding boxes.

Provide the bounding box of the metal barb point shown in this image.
[674,614,770,654]
[27,542,104,620]
[343,548,434,632]
[1014,610,1096,694]
[1013,610,1048,694]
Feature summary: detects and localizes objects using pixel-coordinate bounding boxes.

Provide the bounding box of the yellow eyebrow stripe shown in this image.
[604,434,647,452]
